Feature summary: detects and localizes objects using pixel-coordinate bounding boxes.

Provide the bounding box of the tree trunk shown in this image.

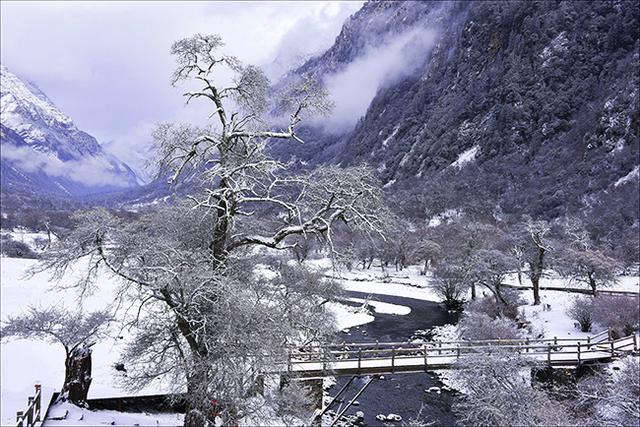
[420,259,428,276]
[494,282,507,305]
[588,273,597,296]
[211,177,231,263]
[184,357,215,426]
[530,247,545,305]
[184,409,208,427]
[59,345,93,405]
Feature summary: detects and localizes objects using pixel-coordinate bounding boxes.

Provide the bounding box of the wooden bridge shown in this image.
[280,330,638,378]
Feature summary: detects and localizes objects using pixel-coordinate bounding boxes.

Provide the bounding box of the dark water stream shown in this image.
[326,290,458,426]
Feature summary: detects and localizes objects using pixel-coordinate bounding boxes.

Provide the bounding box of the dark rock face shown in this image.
[275,0,639,218]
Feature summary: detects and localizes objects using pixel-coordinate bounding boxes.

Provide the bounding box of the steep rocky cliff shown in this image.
[277,0,639,218]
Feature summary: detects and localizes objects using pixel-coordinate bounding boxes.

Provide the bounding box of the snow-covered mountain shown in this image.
[0,65,139,198]
[273,0,639,219]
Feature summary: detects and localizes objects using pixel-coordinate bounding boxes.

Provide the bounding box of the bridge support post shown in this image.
[34,384,41,422]
[577,342,581,365]
[633,334,637,351]
[424,345,428,371]
[547,343,551,365]
[391,347,395,373]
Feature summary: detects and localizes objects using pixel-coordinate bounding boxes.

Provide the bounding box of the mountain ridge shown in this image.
[274,0,639,219]
[0,65,140,198]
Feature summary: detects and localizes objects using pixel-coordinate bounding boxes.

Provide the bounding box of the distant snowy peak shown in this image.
[1,65,73,134]
[0,65,139,197]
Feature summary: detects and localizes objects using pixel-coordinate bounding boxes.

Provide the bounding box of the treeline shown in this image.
[287,174,639,309]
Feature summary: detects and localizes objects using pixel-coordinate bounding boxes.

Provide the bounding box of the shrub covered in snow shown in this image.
[0,234,38,258]
[453,351,575,426]
[430,263,468,311]
[592,295,640,337]
[566,296,595,332]
[430,276,467,311]
[574,356,640,426]
[458,312,523,341]
[465,290,525,321]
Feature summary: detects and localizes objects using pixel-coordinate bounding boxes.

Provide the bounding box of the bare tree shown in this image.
[430,262,468,311]
[0,306,112,405]
[38,33,387,424]
[468,248,517,304]
[556,244,620,295]
[524,220,552,305]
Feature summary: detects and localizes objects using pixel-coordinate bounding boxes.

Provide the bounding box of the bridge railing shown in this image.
[295,333,613,351]
[283,333,639,375]
[15,384,41,427]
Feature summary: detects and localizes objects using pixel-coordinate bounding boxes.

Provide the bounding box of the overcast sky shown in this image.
[1,1,362,179]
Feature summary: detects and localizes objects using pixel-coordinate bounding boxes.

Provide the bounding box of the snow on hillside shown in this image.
[0,65,139,195]
[0,65,74,135]
[615,165,639,187]
[450,145,479,168]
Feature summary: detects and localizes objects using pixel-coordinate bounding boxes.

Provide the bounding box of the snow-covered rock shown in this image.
[387,413,402,422]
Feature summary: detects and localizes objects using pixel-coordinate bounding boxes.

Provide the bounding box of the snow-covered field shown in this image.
[2,228,56,253]
[0,257,170,426]
[45,402,184,426]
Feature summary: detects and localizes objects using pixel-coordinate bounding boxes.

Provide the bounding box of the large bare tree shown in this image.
[38,33,387,423]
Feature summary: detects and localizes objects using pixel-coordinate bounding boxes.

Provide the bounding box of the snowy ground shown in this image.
[44,402,184,426]
[308,258,440,301]
[313,258,639,341]
[2,229,55,253]
[0,257,170,426]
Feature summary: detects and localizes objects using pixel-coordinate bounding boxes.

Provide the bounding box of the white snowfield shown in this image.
[44,402,184,426]
[0,257,172,426]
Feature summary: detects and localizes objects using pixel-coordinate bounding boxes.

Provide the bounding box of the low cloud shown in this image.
[2,143,131,187]
[321,26,438,132]
[263,2,363,81]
